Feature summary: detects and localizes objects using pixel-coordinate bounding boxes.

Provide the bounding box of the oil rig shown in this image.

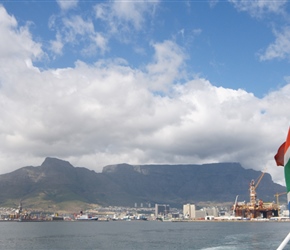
[233,171,279,219]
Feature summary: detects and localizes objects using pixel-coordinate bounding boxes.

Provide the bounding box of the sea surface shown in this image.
[0,220,289,250]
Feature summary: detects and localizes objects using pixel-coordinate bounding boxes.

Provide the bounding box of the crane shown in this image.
[274,192,287,214]
[249,171,266,207]
[233,195,239,217]
[255,172,265,189]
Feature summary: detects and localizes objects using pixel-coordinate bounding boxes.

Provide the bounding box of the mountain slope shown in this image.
[0,158,286,210]
[102,163,285,206]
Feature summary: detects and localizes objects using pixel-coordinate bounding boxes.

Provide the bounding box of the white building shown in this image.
[183,204,196,219]
[204,207,219,217]
[196,210,207,219]
[183,204,219,219]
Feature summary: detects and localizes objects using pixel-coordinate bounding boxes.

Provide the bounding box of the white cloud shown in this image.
[94,0,159,36]
[88,32,108,55]
[0,6,43,62]
[49,15,108,56]
[62,15,95,39]
[0,4,288,187]
[146,40,186,91]
[192,29,202,36]
[209,0,219,8]
[49,1,158,57]
[259,27,290,61]
[56,0,78,11]
[50,32,64,55]
[228,0,289,63]
[228,0,287,17]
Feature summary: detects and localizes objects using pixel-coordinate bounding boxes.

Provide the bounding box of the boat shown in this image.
[76,212,98,221]
[52,213,64,221]
[52,216,64,221]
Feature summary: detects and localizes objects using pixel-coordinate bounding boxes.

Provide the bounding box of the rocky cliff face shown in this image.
[102,162,285,206]
[0,158,285,209]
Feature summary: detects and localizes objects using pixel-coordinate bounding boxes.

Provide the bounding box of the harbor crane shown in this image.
[274,192,287,214]
[249,171,265,208]
[233,195,239,217]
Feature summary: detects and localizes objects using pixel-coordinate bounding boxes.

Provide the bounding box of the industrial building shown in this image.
[183,204,196,219]
[155,204,170,217]
[183,203,219,220]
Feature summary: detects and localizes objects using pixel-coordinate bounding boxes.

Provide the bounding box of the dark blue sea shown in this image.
[0,220,289,250]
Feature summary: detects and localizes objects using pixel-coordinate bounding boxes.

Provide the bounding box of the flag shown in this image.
[275,127,290,217]
[275,142,285,167]
[284,128,290,193]
[274,128,290,191]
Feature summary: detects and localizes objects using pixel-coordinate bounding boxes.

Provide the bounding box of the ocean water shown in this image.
[0,220,289,250]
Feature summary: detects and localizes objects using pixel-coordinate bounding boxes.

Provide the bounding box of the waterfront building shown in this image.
[183,204,219,219]
[183,204,196,219]
[155,204,170,217]
[195,210,206,219]
[204,207,219,217]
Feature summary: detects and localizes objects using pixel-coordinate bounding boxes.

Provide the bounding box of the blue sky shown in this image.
[3,0,290,96]
[1,0,290,185]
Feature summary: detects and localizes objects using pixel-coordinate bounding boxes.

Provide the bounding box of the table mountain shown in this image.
[0,157,285,210]
[102,162,285,206]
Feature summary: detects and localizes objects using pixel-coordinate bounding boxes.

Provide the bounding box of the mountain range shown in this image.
[0,157,286,211]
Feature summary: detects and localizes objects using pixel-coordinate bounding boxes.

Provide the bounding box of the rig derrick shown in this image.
[233,171,279,219]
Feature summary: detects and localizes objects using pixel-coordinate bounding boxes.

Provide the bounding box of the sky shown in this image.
[1,0,290,187]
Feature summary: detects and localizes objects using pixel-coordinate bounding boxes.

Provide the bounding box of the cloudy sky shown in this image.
[0,0,290,185]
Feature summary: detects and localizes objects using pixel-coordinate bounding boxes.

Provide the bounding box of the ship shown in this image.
[76,211,98,221]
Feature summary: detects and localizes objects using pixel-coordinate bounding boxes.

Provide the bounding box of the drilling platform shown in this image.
[233,172,279,219]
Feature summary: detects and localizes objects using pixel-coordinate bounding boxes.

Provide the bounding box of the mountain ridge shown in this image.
[0,157,286,211]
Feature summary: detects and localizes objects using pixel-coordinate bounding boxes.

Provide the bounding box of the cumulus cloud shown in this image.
[49,32,63,55]
[0,6,42,61]
[49,0,157,57]
[48,14,108,56]
[56,0,78,11]
[228,0,290,63]
[146,40,186,91]
[94,0,159,37]
[0,4,288,187]
[259,27,290,61]
[228,0,287,17]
